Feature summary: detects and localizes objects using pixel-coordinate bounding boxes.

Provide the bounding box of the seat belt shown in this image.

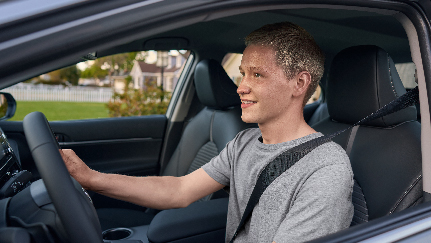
[229,87,419,242]
[345,125,359,156]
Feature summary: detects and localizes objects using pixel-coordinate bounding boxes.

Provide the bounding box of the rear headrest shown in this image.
[327,45,416,127]
[194,59,241,109]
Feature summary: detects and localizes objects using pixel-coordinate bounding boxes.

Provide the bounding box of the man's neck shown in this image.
[258,115,316,144]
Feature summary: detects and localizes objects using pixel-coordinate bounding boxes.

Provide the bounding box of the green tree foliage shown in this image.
[97,52,144,72]
[106,76,171,117]
[80,60,109,79]
[60,65,81,85]
[81,52,146,86]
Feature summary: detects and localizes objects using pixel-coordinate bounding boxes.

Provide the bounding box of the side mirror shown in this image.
[0,92,16,120]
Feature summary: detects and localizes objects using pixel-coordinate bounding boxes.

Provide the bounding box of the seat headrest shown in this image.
[327,45,416,127]
[194,59,241,109]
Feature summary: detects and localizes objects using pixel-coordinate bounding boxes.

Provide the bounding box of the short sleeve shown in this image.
[272,164,354,243]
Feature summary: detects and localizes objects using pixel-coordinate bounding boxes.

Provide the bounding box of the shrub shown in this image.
[107,85,171,117]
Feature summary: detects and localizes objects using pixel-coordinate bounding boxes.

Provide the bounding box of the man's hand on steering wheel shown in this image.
[60,149,94,190]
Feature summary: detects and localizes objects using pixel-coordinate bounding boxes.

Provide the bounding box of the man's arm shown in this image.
[60,149,225,210]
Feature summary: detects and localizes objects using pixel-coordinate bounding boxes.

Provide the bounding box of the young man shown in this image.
[61,22,353,243]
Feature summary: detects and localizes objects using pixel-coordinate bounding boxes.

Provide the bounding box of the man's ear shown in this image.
[293,71,312,97]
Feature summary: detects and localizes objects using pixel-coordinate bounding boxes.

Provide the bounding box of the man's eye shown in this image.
[240,72,245,77]
[254,73,261,78]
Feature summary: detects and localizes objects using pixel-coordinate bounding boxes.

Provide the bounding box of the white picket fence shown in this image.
[3,85,113,103]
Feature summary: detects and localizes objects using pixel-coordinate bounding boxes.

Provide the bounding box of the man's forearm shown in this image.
[88,171,189,209]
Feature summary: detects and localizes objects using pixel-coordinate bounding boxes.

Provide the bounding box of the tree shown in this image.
[98,52,145,72]
[80,52,146,86]
[80,60,109,79]
[60,65,80,85]
[97,52,146,86]
[48,70,62,82]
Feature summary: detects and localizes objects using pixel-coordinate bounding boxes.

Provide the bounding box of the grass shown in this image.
[10,101,110,121]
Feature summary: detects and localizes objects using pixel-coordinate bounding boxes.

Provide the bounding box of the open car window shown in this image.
[4,50,191,121]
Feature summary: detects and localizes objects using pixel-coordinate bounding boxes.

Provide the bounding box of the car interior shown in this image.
[0,1,430,243]
[97,58,257,231]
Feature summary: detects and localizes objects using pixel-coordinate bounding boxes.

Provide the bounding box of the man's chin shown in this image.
[241,115,256,124]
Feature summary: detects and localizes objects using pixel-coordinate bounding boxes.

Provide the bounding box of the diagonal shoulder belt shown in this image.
[229,87,419,242]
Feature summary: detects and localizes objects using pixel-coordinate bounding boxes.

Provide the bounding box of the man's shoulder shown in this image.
[318,140,349,158]
[301,138,351,171]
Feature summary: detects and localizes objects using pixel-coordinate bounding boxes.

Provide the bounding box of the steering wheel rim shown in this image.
[23,111,102,243]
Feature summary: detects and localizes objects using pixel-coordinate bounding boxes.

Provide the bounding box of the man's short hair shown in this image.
[245,22,325,106]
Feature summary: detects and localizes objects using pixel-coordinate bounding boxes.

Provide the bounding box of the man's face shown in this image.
[238,44,296,125]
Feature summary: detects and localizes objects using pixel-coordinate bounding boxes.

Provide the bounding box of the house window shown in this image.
[170,56,177,68]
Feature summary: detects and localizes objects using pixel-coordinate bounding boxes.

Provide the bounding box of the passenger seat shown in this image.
[312,45,422,226]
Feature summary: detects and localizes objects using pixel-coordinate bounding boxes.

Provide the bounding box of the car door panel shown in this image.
[61,137,161,176]
[0,115,167,179]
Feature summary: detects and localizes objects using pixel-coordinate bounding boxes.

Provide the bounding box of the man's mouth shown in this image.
[241,100,256,108]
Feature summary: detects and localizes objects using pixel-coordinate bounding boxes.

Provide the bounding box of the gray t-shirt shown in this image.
[202,128,354,243]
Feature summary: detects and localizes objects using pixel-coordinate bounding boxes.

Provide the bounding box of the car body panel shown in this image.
[1,0,431,242]
[0,115,166,178]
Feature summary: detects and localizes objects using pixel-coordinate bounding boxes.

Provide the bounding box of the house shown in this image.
[221,53,243,86]
[129,51,188,92]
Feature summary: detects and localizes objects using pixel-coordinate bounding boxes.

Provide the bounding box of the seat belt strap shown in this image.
[229,87,419,242]
[346,125,359,156]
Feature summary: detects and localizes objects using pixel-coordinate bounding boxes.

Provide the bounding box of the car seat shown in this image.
[305,76,329,126]
[97,59,255,230]
[312,45,422,226]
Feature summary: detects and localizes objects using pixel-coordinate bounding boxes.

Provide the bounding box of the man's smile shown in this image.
[241,99,257,108]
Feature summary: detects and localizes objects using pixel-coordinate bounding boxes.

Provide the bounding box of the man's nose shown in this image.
[237,78,250,95]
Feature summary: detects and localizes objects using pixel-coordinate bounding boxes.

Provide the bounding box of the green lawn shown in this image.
[10,101,110,121]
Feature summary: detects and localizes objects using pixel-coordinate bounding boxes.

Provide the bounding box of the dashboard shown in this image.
[0,127,31,198]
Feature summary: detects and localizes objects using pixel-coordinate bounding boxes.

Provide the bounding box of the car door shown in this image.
[0,50,194,209]
[0,108,166,177]
[0,49,194,180]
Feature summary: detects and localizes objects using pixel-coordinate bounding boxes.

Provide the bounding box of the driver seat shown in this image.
[97,59,255,230]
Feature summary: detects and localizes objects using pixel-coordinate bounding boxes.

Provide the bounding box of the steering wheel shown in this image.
[23,112,103,243]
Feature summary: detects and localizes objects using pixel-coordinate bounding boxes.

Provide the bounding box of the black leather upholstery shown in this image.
[162,59,254,177]
[312,45,422,225]
[307,102,329,126]
[194,59,241,109]
[327,45,416,126]
[98,59,255,230]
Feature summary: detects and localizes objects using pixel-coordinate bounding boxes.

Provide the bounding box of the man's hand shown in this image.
[59,149,95,190]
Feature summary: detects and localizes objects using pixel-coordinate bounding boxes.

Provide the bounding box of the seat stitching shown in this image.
[388,54,398,97]
[389,174,422,214]
[351,200,368,211]
[210,110,215,142]
[353,209,369,218]
[351,193,365,201]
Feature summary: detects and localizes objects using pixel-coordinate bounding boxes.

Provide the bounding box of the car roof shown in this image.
[112,8,409,62]
[0,0,85,26]
[0,0,417,88]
